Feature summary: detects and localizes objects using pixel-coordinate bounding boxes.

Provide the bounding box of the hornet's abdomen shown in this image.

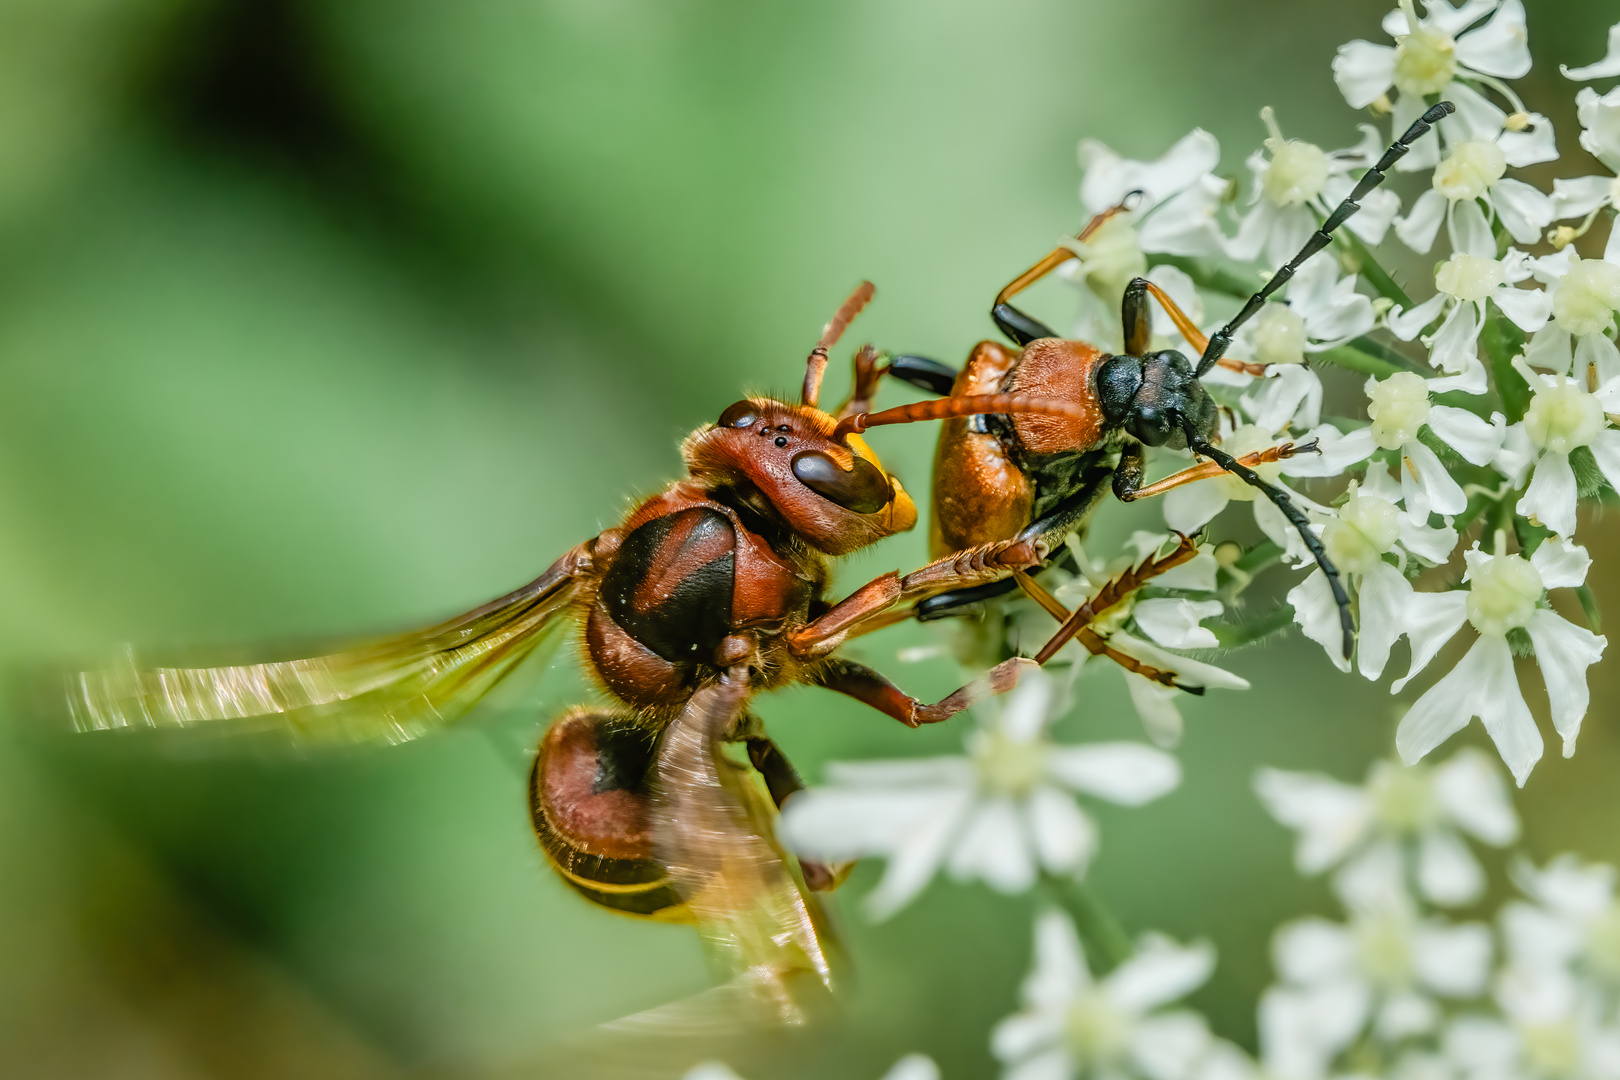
[530,709,687,919]
[586,507,736,709]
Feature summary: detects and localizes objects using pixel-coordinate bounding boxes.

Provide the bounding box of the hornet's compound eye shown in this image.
[790,451,892,514]
[717,400,759,428]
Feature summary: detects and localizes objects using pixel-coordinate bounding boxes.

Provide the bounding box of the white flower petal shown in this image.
[1524,608,1606,756]
[1026,907,1092,1009]
[1401,635,1543,785]
[783,785,960,859]
[1273,917,1357,984]
[998,669,1056,742]
[1451,197,1498,260]
[948,798,1037,892]
[1079,128,1221,214]
[1588,426,1620,494]
[1106,934,1215,1012]
[1433,747,1520,846]
[1163,478,1230,534]
[1491,283,1553,333]
[1286,424,1376,478]
[1129,1011,1213,1080]
[1392,589,1470,693]
[880,1055,940,1080]
[1253,767,1372,874]
[991,1013,1061,1068]
[1552,175,1616,220]
[1500,112,1559,168]
[1108,629,1250,692]
[1046,742,1182,805]
[1426,300,1480,376]
[1333,40,1397,109]
[1562,21,1620,80]
[856,789,978,920]
[1425,355,1491,395]
[1358,561,1414,681]
[1154,547,1219,592]
[1002,1049,1073,1080]
[1530,536,1592,590]
[1427,404,1505,464]
[1334,839,1408,910]
[1416,828,1486,906]
[1491,178,1554,246]
[1493,421,1537,486]
[684,1063,746,1080]
[1404,438,1468,517]
[1288,568,1354,674]
[1397,516,1460,565]
[1388,289,1449,340]
[1517,450,1579,536]
[1575,330,1620,387]
[1395,189,1448,255]
[1259,984,1368,1080]
[1456,0,1531,78]
[1375,992,1439,1040]
[1133,597,1222,650]
[1141,178,1229,258]
[1026,785,1098,875]
[1578,85,1620,173]
[1412,921,1493,997]
[1124,673,1184,749]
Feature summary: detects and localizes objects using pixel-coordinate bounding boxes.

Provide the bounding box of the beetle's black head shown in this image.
[1096,350,1217,449]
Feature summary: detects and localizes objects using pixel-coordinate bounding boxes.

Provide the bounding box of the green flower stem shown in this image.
[1480,301,1530,422]
[1041,873,1133,973]
[1211,604,1296,648]
[1579,585,1603,634]
[1314,343,1408,378]
[1336,229,1412,309]
[1147,254,1258,301]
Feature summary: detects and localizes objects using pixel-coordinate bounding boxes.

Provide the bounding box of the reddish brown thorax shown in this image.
[1002,338,1107,455]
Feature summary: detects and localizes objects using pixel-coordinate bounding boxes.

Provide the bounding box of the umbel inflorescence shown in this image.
[750,4,1620,1078]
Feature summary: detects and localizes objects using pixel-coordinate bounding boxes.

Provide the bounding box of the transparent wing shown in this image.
[61,545,589,747]
[651,674,843,1024]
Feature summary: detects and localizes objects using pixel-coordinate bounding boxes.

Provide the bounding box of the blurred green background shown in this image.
[3,1,1619,1077]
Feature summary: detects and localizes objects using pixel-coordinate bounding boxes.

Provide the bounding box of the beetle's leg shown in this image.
[836,344,891,418]
[1122,277,1267,375]
[744,734,847,891]
[885,355,959,396]
[1016,569,1196,689]
[993,200,1136,346]
[814,655,1034,728]
[1114,440,1318,502]
[1018,536,1205,675]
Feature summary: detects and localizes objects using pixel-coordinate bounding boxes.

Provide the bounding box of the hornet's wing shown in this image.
[59,546,590,747]
[651,671,843,1025]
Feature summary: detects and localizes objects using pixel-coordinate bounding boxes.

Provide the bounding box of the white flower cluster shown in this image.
[768,7,1620,1078]
[1055,0,1615,788]
[1252,751,1620,1080]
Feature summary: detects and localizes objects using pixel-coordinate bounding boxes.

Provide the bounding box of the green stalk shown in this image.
[1147,253,1257,300]
[1315,343,1407,378]
[1337,228,1413,309]
[1479,299,1530,422]
[1211,605,1297,648]
[1042,873,1133,973]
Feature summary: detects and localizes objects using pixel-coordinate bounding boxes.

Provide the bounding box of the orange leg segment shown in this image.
[1117,440,1318,503]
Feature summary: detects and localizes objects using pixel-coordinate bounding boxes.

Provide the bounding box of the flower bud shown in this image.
[1552,258,1620,337]
[1466,554,1543,637]
[1366,371,1432,449]
[1432,140,1507,203]
[1524,382,1604,454]
[1435,253,1505,303]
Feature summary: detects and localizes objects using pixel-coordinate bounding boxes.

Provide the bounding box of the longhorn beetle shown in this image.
[842,101,1456,670]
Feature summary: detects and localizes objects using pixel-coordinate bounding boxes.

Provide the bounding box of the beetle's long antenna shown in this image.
[833,393,1095,440]
[1189,436,1354,660]
[1194,101,1455,378]
[804,281,876,408]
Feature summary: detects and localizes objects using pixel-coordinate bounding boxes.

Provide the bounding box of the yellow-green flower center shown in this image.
[1355,912,1415,990]
[1064,990,1129,1062]
[1367,371,1432,449]
[1393,0,1457,96]
[1587,905,1620,982]
[1074,215,1148,308]
[1436,253,1505,302]
[971,729,1048,798]
[1466,554,1543,637]
[1553,258,1620,337]
[1524,382,1604,454]
[1324,490,1401,575]
[1252,303,1309,366]
[1368,761,1438,833]
[1520,1020,1581,1078]
[1432,139,1507,202]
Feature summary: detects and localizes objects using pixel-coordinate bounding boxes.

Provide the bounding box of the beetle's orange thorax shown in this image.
[1002,338,1107,455]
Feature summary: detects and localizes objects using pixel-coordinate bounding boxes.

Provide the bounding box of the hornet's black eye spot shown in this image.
[791,451,892,514]
[717,400,758,428]
[774,436,789,447]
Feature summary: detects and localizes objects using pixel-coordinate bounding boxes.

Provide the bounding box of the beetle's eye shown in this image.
[790,451,891,514]
[717,400,758,428]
